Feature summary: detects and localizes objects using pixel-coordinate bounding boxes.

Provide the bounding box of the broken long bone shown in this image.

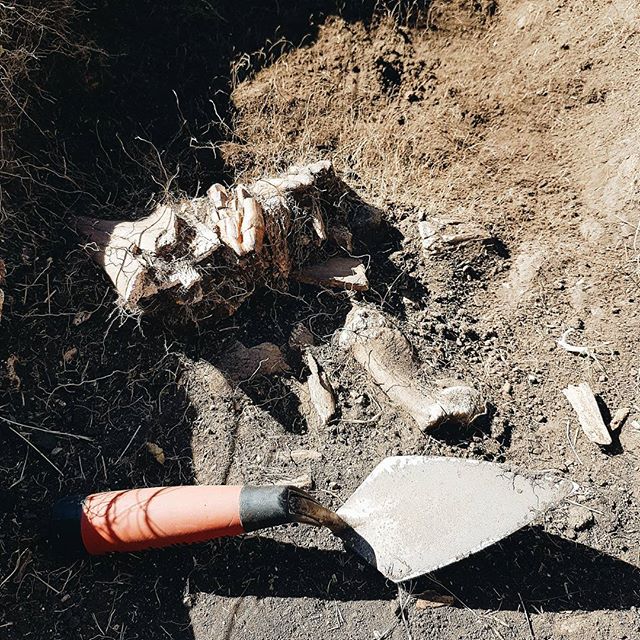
[339,306,484,431]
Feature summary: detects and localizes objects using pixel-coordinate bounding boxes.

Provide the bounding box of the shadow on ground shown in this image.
[420,527,640,611]
[65,525,640,640]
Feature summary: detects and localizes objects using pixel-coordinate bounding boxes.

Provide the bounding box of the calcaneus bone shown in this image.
[339,305,484,431]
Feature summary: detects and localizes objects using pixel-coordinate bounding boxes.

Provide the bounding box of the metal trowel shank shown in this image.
[336,456,575,582]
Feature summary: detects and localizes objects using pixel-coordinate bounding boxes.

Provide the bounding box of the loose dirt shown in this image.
[1,2,640,639]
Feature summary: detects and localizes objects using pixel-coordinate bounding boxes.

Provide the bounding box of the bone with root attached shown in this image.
[77,161,367,316]
[339,305,485,431]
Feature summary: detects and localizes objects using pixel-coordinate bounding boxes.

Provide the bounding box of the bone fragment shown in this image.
[305,352,336,427]
[562,382,612,445]
[296,256,368,291]
[339,305,484,431]
[209,185,265,256]
[419,217,492,254]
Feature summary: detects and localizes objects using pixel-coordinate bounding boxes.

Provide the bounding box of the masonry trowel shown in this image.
[52,456,574,582]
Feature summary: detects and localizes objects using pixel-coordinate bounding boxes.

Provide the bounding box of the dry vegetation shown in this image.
[0,1,87,217]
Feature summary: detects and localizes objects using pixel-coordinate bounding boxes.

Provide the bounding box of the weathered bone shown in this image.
[562,382,612,446]
[78,161,361,316]
[77,206,181,307]
[339,305,485,431]
[305,352,336,427]
[295,256,368,291]
[418,217,493,255]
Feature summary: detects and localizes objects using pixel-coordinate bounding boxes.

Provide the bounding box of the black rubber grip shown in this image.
[239,486,294,532]
[50,495,86,555]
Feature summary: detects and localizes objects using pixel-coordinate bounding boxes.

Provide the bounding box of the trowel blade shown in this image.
[336,456,576,583]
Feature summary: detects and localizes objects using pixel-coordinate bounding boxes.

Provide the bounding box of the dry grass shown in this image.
[223,7,501,214]
[0,1,91,224]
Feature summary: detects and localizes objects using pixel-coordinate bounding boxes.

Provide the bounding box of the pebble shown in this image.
[567,505,595,532]
[288,449,322,463]
[567,316,584,329]
[288,473,313,490]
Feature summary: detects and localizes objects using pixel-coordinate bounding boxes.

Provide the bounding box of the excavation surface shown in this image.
[1,2,640,639]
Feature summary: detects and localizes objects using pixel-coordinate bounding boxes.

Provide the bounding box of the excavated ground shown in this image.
[1,1,640,639]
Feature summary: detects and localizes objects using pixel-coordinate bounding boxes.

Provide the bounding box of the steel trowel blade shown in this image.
[336,456,576,582]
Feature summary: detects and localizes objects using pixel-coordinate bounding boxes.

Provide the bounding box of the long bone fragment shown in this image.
[339,305,485,431]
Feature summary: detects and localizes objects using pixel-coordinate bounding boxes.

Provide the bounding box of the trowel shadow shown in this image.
[185,535,395,601]
[79,524,638,640]
[409,526,640,612]
[143,525,639,610]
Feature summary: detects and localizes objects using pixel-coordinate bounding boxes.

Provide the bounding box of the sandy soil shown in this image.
[1,1,640,639]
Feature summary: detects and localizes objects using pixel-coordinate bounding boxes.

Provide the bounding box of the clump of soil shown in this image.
[2,2,640,640]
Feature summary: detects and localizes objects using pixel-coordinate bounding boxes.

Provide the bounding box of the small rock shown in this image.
[146,442,165,464]
[72,310,92,326]
[288,449,322,463]
[567,506,595,532]
[502,381,513,396]
[609,407,630,432]
[289,323,315,350]
[62,347,78,364]
[567,316,584,330]
[218,341,290,380]
[528,374,539,384]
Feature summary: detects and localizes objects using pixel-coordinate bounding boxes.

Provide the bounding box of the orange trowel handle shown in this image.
[51,485,346,555]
